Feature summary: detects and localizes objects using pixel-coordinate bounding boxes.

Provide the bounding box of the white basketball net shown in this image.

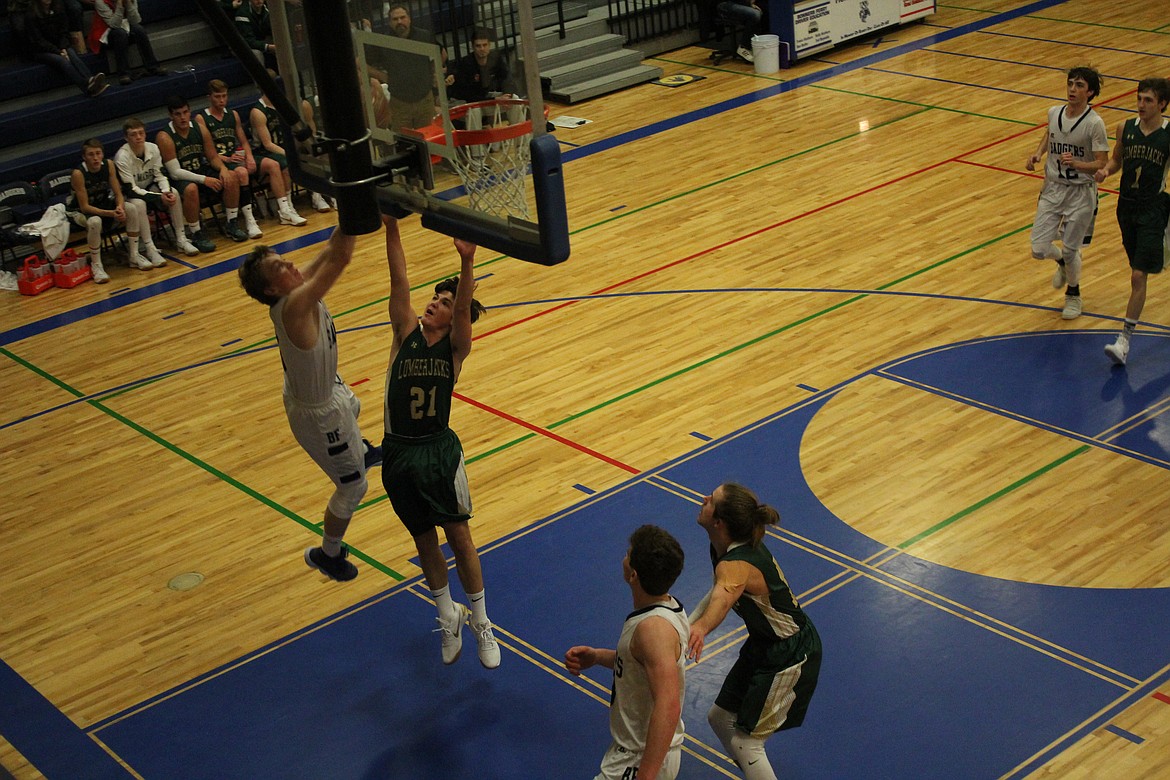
[448,101,535,220]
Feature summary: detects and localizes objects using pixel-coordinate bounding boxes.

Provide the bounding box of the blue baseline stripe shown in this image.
[562,0,1066,164]
[0,658,132,779]
[0,227,334,347]
[1006,670,1170,777]
[0,1,1065,350]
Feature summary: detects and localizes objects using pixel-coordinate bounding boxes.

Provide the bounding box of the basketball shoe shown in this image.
[437,603,470,664]
[472,619,500,669]
[304,544,358,581]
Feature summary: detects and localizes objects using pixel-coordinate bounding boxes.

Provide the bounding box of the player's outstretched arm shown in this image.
[451,238,477,363]
[384,215,417,338]
[686,561,749,662]
[287,228,354,315]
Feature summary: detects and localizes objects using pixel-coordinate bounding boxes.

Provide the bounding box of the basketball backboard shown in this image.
[267,0,569,265]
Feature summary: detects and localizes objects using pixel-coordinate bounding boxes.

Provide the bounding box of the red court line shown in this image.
[476,106,1100,343]
[1154,692,1170,705]
[955,159,1122,195]
[350,378,370,387]
[453,390,641,474]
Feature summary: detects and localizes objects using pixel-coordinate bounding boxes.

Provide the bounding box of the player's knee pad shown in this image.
[327,472,368,519]
[728,731,774,780]
[707,704,738,749]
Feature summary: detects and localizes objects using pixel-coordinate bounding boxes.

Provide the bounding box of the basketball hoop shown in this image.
[423,98,548,221]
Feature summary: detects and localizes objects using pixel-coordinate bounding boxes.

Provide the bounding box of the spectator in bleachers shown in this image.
[22,0,108,96]
[194,79,267,237]
[446,28,515,103]
[88,0,164,85]
[66,137,139,283]
[112,117,180,269]
[235,0,277,71]
[157,95,248,252]
[249,88,309,225]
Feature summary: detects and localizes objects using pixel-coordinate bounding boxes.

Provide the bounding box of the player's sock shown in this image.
[321,533,343,557]
[186,221,200,237]
[467,589,487,624]
[1066,285,1079,297]
[226,207,239,220]
[431,585,456,622]
[1122,319,1137,339]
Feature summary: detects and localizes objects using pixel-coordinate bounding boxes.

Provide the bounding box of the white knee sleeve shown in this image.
[707,704,776,780]
[326,473,368,519]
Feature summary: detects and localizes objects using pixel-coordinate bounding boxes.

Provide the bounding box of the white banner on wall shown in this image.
[792,0,936,57]
[793,0,833,55]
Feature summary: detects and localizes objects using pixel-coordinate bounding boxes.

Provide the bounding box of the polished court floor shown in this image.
[3,1,1170,777]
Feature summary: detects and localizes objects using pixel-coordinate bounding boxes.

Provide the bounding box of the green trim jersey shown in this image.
[202,108,239,160]
[250,101,283,151]
[384,326,454,437]
[69,160,116,211]
[162,121,208,176]
[1119,117,1170,203]
[713,541,810,642]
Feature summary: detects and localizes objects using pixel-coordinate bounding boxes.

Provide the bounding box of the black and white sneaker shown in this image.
[304,545,358,581]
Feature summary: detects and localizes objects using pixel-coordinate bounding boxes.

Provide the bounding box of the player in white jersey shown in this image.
[238,228,379,582]
[1025,66,1109,319]
[565,525,688,780]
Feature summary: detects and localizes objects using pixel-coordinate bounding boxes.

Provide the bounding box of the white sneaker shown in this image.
[279,206,308,227]
[472,619,500,669]
[91,259,109,284]
[1104,336,1129,366]
[128,253,153,270]
[244,214,263,239]
[1060,295,1081,320]
[436,603,469,665]
[176,236,199,256]
[143,244,167,267]
[311,192,332,212]
[736,46,754,63]
[1051,262,1067,289]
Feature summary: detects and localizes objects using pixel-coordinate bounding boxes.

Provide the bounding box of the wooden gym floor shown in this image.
[3,0,1170,777]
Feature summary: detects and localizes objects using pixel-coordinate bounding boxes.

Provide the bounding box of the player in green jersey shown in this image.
[380,214,498,669]
[1095,77,1170,366]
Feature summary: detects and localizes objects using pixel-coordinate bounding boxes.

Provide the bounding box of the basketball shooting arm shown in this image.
[384,215,418,354]
[686,560,752,661]
[450,239,477,380]
[634,617,683,779]
[281,229,355,348]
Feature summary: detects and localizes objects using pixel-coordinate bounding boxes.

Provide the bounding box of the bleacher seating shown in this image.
[0,0,255,195]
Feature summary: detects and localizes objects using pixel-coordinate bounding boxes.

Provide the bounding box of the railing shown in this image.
[607,0,699,46]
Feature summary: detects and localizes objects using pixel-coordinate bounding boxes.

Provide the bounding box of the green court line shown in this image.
[810,83,1036,126]
[897,445,1090,549]
[1019,15,1169,34]
[569,108,930,237]
[1,347,84,397]
[90,398,405,580]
